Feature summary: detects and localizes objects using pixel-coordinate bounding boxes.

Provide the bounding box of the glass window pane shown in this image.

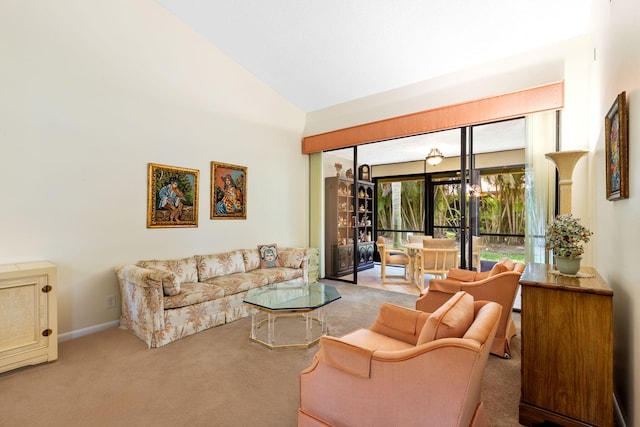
[433,182,461,239]
[376,178,424,247]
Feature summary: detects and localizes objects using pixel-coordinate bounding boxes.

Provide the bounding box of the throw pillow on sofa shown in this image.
[258,243,282,268]
[137,257,198,290]
[158,270,181,296]
[142,268,181,296]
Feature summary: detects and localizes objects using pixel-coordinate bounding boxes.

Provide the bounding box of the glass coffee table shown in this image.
[243,283,341,350]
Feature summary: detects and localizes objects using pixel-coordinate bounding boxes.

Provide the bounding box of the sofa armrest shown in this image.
[279,247,310,283]
[115,264,166,348]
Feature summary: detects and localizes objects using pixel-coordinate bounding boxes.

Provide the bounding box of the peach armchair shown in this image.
[416,258,525,358]
[298,291,502,427]
[376,236,410,283]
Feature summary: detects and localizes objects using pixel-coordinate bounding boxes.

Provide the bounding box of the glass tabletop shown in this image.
[244,283,341,311]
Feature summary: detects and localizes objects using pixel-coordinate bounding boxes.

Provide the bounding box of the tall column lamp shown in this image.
[545,150,588,215]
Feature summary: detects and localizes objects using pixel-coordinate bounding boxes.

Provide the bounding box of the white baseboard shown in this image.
[614,392,627,427]
[58,320,121,343]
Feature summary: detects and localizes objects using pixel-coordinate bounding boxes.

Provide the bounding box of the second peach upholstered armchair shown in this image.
[416,258,525,358]
[298,291,502,427]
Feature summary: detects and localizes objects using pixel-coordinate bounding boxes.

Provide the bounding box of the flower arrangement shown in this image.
[545,214,593,259]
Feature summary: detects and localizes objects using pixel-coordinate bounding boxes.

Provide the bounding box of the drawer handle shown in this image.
[42,329,53,337]
[42,285,52,293]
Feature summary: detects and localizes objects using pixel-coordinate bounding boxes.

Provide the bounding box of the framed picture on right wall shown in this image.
[605,91,629,201]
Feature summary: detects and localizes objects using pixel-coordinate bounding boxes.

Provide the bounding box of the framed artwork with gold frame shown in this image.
[147,163,199,228]
[211,162,247,220]
[605,91,628,201]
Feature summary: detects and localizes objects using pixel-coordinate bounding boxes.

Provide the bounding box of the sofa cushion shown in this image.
[339,329,414,352]
[202,271,268,296]
[137,257,198,284]
[256,267,303,284]
[242,249,262,271]
[196,250,246,281]
[163,282,225,309]
[258,243,282,268]
[417,291,474,345]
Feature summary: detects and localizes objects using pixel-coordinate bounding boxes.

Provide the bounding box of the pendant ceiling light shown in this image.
[426,148,444,166]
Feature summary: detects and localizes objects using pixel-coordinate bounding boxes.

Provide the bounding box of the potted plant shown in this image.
[545,214,593,274]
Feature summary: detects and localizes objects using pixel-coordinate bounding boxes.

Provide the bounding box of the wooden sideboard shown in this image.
[518,263,613,427]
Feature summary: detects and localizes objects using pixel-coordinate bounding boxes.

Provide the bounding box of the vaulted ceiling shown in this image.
[156,1,594,112]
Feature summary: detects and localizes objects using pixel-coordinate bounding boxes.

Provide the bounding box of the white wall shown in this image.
[0,1,307,337]
[591,0,640,424]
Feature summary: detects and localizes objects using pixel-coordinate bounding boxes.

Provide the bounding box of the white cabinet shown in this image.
[0,261,57,373]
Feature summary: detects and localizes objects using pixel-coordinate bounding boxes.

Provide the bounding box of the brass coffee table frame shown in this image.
[243,283,341,350]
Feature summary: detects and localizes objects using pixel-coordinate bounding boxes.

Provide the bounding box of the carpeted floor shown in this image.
[0,281,521,427]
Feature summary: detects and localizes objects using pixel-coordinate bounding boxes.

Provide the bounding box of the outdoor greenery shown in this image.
[482,251,525,263]
[377,171,526,249]
[478,172,525,243]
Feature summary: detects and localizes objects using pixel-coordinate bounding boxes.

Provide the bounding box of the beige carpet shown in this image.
[0,281,522,427]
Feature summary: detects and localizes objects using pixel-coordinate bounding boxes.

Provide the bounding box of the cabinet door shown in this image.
[337,246,354,272]
[0,275,50,357]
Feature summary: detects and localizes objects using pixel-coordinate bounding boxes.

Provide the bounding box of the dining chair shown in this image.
[407,235,432,244]
[376,236,410,284]
[418,238,459,290]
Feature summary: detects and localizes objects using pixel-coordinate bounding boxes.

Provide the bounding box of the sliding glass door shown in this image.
[371,119,526,272]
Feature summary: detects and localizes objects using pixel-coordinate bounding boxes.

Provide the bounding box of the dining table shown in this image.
[401,242,426,289]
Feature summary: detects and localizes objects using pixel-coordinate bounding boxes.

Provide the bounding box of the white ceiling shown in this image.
[155,0,593,112]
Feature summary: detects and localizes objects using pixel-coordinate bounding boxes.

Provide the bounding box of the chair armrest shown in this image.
[386,248,408,257]
[415,289,458,313]
[369,303,429,345]
[456,272,521,306]
[316,334,483,378]
[316,336,374,378]
[445,268,478,282]
[474,270,491,280]
[428,278,464,293]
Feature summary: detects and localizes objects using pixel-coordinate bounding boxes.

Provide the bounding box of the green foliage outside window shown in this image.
[377,170,525,248]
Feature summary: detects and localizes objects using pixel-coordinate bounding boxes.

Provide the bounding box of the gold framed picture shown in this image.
[147,163,199,228]
[211,162,247,220]
[605,91,628,201]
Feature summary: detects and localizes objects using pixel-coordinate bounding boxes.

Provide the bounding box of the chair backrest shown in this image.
[471,236,485,254]
[408,235,432,244]
[422,237,455,248]
[376,236,387,255]
[421,238,458,274]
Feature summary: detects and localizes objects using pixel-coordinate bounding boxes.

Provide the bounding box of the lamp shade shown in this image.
[426,148,443,166]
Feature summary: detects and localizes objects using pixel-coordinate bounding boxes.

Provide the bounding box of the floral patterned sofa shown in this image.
[115,247,309,348]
